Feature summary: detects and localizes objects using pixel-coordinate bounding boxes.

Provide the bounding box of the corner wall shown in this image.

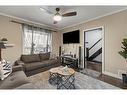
[60,9,127,78]
[0,15,22,64]
[0,15,61,64]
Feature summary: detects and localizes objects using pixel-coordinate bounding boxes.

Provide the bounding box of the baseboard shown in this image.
[103,71,122,80]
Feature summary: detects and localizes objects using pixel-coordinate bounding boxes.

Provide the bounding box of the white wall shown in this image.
[0,16,22,64]
[60,9,127,78]
[62,44,79,57]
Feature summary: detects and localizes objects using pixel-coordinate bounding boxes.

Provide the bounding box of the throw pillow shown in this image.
[39,52,50,61]
[21,54,41,63]
[0,60,12,80]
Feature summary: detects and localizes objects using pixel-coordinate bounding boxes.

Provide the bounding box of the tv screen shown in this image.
[63,30,80,44]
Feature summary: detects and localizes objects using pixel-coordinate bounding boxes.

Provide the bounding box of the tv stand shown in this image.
[61,56,78,70]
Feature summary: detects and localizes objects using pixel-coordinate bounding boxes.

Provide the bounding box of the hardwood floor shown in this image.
[83,71,127,89]
[97,74,127,89]
[87,61,102,72]
[84,61,126,89]
[84,61,127,89]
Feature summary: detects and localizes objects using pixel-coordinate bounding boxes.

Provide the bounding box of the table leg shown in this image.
[49,72,58,85]
[57,74,75,89]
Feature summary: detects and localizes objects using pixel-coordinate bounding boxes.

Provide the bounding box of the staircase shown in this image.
[86,38,102,63]
[88,47,102,61]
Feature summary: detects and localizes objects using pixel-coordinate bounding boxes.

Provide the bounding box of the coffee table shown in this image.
[49,66,75,89]
[57,68,75,89]
[49,67,62,85]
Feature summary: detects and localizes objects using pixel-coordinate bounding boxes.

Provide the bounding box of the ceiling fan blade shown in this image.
[62,12,77,17]
[40,7,53,14]
[53,21,58,24]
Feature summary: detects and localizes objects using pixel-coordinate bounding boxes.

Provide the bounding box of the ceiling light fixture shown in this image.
[53,13,62,21]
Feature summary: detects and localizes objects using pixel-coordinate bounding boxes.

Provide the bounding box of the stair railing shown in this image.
[86,38,102,61]
[88,38,102,51]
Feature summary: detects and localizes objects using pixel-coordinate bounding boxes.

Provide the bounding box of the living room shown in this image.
[0,5,127,90]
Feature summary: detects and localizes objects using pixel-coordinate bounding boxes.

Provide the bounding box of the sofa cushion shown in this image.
[0,70,29,89]
[21,54,41,63]
[39,52,50,61]
[24,62,50,71]
[12,65,23,72]
[42,59,59,65]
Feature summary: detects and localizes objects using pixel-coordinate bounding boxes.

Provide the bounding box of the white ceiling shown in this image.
[0,6,126,30]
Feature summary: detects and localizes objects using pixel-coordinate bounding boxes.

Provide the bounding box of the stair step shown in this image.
[88,48,102,61]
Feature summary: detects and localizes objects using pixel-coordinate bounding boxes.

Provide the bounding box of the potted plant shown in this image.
[119,38,127,84]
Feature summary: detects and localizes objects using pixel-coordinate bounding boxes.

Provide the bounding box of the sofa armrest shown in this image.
[12,65,23,72]
[14,60,25,66]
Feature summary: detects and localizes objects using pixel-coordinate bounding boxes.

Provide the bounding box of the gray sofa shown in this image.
[0,65,35,89]
[0,53,61,89]
[15,52,61,76]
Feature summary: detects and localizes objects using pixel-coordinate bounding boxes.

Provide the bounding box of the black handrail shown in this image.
[86,48,89,60]
[88,38,102,51]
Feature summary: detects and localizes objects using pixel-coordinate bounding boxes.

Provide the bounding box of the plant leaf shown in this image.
[119,51,127,59]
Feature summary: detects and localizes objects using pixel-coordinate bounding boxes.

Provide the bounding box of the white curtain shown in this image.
[22,25,52,54]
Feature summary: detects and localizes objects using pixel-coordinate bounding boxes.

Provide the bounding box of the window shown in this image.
[22,25,52,54]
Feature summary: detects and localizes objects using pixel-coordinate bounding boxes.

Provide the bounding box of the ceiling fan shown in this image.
[40,7,77,24]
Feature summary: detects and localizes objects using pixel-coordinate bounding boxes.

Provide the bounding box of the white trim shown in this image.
[82,28,85,69]
[0,12,59,31]
[103,71,122,79]
[101,26,105,73]
[83,26,105,73]
[84,26,103,32]
[60,8,127,30]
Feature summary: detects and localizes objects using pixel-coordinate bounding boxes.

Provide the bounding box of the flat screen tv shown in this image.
[63,30,80,44]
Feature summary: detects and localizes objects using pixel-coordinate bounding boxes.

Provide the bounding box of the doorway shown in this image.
[84,27,103,73]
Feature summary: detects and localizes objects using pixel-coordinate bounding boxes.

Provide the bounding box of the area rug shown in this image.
[80,69,101,78]
[27,70,119,89]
